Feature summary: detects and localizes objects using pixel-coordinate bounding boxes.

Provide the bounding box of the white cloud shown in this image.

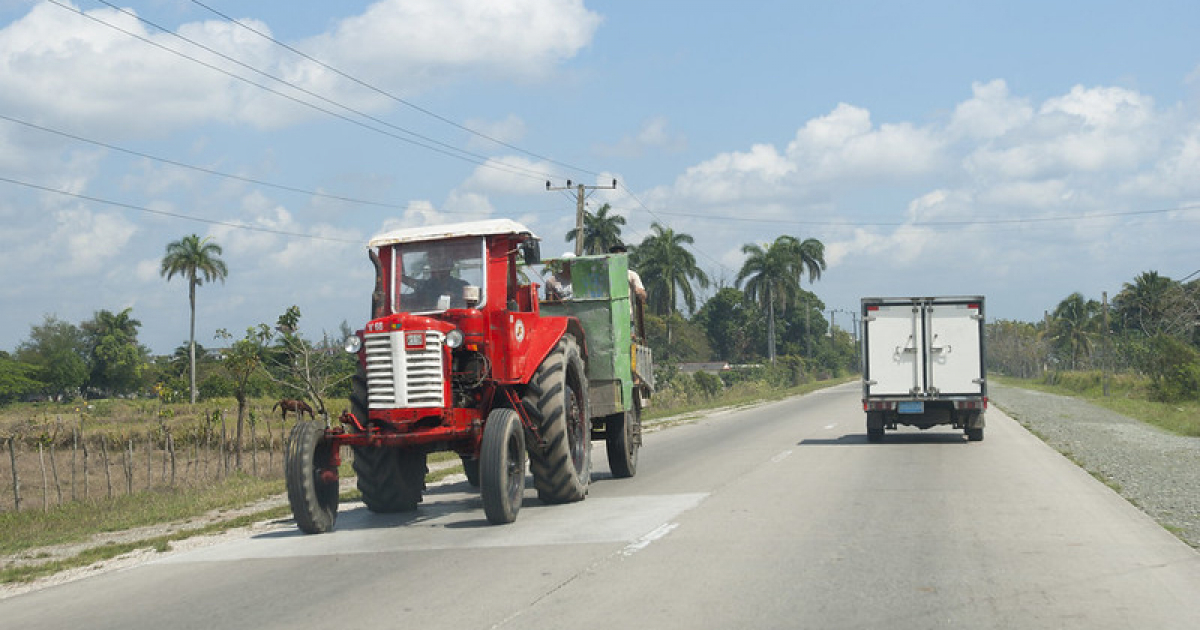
[0,0,600,135]
[53,207,138,271]
[786,103,944,181]
[300,0,601,90]
[461,156,553,194]
[596,117,687,158]
[464,114,528,151]
[947,80,1033,140]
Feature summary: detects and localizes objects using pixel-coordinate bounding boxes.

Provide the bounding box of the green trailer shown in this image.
[540,253,653,478]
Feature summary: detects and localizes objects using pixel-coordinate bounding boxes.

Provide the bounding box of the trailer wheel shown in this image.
[481,408,526,524]
[524,334,591,504]
[605,401,640,478]
[285,421,339,534]
[966,427,985,442]
[351,445,427,513]
[866,411,885,443]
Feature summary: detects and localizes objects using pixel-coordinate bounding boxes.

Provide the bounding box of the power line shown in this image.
[0,174,359,243]
[188,0,601,180]
[49,0,552,182]
[0,113,415,211]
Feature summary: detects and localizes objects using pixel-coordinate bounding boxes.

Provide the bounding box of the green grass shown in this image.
[994,373,1200,437]
[644,374,857,422]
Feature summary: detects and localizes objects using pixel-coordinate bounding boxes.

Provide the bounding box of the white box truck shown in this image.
[860,296,987,442]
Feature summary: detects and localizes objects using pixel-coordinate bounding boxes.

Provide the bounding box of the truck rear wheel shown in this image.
[523,334,591,504]
[351,445,427,513]
[481,408,526,524]
[285,420,339,534]
[605,402,640,478]
[866,411,885,443]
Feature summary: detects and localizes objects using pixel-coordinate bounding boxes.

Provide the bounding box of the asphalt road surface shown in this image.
[4,382,1200,629]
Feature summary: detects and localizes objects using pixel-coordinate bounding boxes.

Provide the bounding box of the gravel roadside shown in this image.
[990,382,1200,549]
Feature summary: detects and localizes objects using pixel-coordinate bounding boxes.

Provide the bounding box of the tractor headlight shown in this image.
[343,335,362,354]
[444,329,464,349]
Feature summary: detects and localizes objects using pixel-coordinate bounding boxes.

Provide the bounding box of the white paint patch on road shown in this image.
[823,423,837,430]
[155,492,708,565]
[621,522,679,557]
[770,450,793,463]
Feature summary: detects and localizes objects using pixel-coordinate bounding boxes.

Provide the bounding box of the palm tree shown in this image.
[1115,270,1177,337]
[1047,292,1099,370]
[634,222,710,316]
[632,223,710,352]
[736,235,826,363]
[564,203,626,255]
[737,237,799,363]
[161,234,228,403]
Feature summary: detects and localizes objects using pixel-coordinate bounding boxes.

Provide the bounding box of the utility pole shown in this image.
[546,179,617,255]
[1102,291,1110,397]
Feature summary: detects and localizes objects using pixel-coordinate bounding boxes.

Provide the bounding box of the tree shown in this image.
[161,234,228,404]
[1047,292,1100,370]
[694,287,759,363]
[263,306,354,420]
[736,235,826,363]
[16,315,89,401]
[564,203,626,255]
[81,307,145,397]
[216,325,272,470]
[0,351,41,404]
[632,223,711,352]
[633,223,710,316]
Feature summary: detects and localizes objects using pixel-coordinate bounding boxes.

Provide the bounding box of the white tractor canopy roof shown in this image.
[368,218,537,248]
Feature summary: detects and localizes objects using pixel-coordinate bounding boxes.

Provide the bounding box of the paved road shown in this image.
[4,382,1200,629]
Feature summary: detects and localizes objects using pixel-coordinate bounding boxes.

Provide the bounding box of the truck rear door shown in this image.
[863,302,922,396]
[925,299,985,397]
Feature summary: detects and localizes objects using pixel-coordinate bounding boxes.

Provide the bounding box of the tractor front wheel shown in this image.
[481,408,526,524]
[285,421,339,534]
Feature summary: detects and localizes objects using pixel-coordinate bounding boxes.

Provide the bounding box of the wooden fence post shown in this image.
[101,438,113,499]
[38,443,48,512]
[7,438,20,512]
[50,442,62,506]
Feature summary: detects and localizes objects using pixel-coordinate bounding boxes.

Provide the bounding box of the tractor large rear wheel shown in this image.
[351,445,427,513]
[285,421,339,534]
[605,401,640,479]
[480,408,526,524]
[523,334,590,504]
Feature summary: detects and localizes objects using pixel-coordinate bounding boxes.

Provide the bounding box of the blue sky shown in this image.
[2,0,1199,354]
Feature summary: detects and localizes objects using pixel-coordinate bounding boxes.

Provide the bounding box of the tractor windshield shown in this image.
[391,237,485,313]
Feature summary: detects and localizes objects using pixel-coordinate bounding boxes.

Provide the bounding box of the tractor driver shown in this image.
[405,246,469,311]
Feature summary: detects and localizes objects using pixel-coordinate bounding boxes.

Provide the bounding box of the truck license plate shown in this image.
[898,401,924,414]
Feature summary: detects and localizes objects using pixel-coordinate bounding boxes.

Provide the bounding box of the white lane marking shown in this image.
[621,522,679,557]
[824,423,838,430]
[770,450,793,463]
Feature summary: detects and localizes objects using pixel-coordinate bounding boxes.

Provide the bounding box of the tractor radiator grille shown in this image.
[363,331,445,408]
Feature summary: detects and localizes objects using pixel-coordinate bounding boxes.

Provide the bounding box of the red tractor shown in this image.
[285,219,652,533]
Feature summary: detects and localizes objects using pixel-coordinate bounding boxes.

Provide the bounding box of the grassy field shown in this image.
[994,372,1200,437]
